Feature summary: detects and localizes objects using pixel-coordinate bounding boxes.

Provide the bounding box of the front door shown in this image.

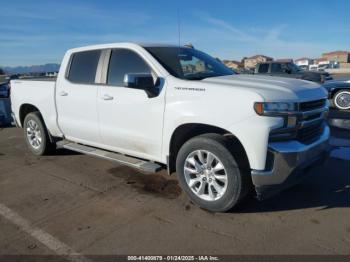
[97,48,165,161]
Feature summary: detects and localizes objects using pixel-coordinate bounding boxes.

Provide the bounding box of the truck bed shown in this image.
[10,79,62,137]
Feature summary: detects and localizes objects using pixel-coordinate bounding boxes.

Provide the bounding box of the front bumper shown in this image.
[251,125,330,200]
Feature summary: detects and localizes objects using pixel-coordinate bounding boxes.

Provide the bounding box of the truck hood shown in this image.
[202,74,327,102]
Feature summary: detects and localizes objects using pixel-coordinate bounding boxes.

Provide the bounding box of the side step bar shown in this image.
[57,141,163,173]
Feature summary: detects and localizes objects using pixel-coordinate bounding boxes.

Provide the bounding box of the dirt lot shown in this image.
[0,111,350,259]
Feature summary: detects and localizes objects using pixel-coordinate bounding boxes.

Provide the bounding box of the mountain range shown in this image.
[2,63,60,74]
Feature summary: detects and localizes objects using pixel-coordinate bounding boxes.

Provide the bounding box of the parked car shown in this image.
[323,80,350,110]
[317,64,329,72]
[0,82,10,98]
[309,64,319,71]
[298,65,309,71]
[255,61,333,83]
[11,43,329,212]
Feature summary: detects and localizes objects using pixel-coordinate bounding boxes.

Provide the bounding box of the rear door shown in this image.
[271,63,299,79]
[270,63,285,77]
[97,48,165,161]
[257,63,269,75]
[56,49,102,144]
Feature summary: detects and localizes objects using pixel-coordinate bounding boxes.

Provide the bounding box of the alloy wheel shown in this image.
[184,150,228,201]
[26,119,42,150]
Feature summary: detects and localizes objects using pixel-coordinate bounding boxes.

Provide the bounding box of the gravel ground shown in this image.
[0,110,349,259]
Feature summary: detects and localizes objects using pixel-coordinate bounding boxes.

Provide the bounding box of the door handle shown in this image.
[101,94,114,100]
[59,91,68,96]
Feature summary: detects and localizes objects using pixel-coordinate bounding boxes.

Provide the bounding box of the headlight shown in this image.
[254,102,296,116]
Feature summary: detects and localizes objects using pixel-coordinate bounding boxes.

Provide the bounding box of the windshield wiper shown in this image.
[186,73,230,81]
[186,76,208,80]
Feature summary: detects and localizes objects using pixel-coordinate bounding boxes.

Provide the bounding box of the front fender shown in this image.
[227,115,283,170]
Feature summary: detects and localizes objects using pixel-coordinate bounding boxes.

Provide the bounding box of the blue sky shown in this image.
[1,0,350,66]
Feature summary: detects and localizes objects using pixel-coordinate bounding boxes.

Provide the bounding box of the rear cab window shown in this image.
[68,50,101,84]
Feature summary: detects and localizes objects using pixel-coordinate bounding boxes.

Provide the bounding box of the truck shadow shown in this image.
[54,148,82,156]
[235,157,350,213]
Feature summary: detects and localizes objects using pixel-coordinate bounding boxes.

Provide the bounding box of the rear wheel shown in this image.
[333,90,350,110]
[23,112,55,155]
[176,134,250,212]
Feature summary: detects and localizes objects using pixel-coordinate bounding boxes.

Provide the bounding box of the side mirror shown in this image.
[123,73,159,97]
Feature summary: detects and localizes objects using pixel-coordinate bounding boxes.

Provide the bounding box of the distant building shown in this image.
[244,55,273,69]
[45,71,58,77]
[195,61,205,72]
[295,58,314,67]
[276,58,293,63]
[222,60,242,70]
[182,64,196,74]
[322,51,350,63]
[314,57,329,66]
[312,57,339,70]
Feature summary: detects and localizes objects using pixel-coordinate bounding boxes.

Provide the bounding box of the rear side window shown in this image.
[271,63,282,73]
[107,49,151,86]
[68,50,101,84]
[258,63,269,73]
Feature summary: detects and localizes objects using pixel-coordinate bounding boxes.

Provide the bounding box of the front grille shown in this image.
[304,113,321,121]
[269,99,327,144]
[297,122,324,144]
[296,99,327,144]
[299,99,326,111]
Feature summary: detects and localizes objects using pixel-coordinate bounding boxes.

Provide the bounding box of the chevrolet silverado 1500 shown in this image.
[11,43,330,212]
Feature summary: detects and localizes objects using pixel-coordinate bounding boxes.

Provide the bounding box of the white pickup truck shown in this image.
[11,43,329,212]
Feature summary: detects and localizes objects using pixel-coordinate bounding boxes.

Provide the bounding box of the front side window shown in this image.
[68,50,101,84]
[145,47,234,80]
[107,49,152,86]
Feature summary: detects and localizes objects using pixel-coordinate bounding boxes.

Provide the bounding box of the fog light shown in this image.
[287,116,297,128]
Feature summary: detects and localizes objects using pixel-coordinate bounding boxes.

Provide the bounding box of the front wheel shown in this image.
[176,134,250,212]
[333,90,350,110]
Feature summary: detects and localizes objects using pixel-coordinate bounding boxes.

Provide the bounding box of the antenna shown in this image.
[177,8,181,47]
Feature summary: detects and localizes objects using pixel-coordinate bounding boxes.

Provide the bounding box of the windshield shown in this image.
[144,46,235,80]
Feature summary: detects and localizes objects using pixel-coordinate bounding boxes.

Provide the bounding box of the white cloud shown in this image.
[184,14,337,60]
[1,2,151,26]
[1,7,349,66]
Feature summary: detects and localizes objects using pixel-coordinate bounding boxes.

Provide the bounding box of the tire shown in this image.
[333,90,350,110]
[23,112,55,156]
[176,133,250,212]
